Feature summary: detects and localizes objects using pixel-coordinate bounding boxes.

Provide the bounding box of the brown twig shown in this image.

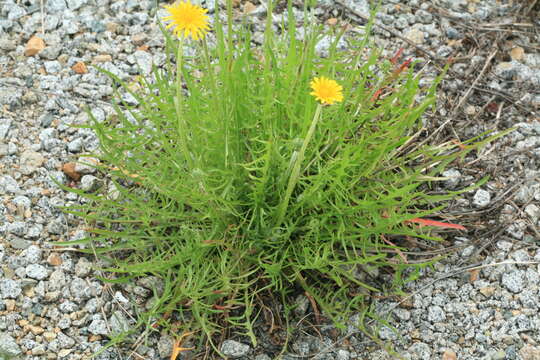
[304,291,322,325]
[450,49,498,118]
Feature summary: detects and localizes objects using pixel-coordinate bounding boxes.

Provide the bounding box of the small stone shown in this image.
[465,105,476,115]
[495,61,520,80]
[0,333,22,357]
[442,350,457,360]
[510,47,525,61]
[415,9,433,24]
[336,349,350,360]
[67,137,83,153]
[74,157,99,174]
[40,46,62,60]
[32,345,46,355]
[0,38,16,51]
[26,264,49,280]
[25,36,46,57]
[58,349,72,358]
[20,150,46,175]
[524,204,540,222]
[39,113,54,127]
[134,50,153,75]
[88,334,101,342]
[427,305,446,322]
[490,350,506,360]
[48,269,66,291]
[220,340,251,358]
[44,60,62,74]
[68,0,86,10]
[0,119,12,139]
[7,221,26,236]
[8,4,26,20]
[24,245,42,264]
[502,270,524,293]
[62,162,81,181]
[293,294,310,317]
[47,253,63,266]
[71,61,88,74]
[243,1,257,14]
[0,279,22,299]
[437,45,453,58]
[473,189,491,207]
[75,257,92,277]
[132,33,148,46]
[80,175,102,192]
[106,22,120,33]
[70,277,93,302]
[157,335,173,358]
[255,355,271,360]
[57,332,75,348]
[47,218,66,235]
[479,287,496,297]
[405,26,424,45]
[520,345,540,360]
[28,325,45,335]
[109,311,130,335]
[43,331,56,342]
[46,0,67,11]
[45,291,60,302]
[88,319,108,335]
[114,291,129,304]
[9,237,30,249]
[93,54,113,63]
[5,299,16,311]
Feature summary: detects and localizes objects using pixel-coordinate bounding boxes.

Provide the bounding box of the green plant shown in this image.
[58,0,509,356]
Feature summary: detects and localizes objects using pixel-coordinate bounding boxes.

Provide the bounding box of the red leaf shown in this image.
[390,47,404,65]
[371,88,384,102]
[407,217,466,230]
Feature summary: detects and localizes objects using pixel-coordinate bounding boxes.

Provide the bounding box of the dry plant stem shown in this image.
[450,50,498,118]
[275,104,323,227]
[335,0,440,61]
[175,39,192,168]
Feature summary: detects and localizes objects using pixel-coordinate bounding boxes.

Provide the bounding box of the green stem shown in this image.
[275,104,323,228]
[174,38,192,168]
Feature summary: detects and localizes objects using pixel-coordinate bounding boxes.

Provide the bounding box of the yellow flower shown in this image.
[162,1,211,41]
[310,76,343,105]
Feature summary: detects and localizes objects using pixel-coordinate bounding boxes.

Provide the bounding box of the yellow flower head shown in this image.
[310,76,343,105]
[162,1,211,41]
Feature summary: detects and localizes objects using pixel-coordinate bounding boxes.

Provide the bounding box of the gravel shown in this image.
[220,339,252,358]
[0,0,539,358]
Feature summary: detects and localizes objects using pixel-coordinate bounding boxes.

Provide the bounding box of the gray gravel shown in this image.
[0,0,539,359]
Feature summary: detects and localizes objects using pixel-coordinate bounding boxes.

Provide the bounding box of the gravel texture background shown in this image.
[0,0,539,359]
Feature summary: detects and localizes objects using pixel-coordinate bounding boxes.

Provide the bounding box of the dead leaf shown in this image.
[510,46,524,61]
[406,218,466,230]
[71,61,88,74]
[25,35,46,56]
[442,349,457,360]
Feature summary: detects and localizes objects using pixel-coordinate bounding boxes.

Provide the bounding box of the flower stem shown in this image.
[275,104,323,228]
[174,38,192,168]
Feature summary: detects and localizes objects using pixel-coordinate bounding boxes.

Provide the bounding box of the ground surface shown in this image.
[0,0,539,359]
